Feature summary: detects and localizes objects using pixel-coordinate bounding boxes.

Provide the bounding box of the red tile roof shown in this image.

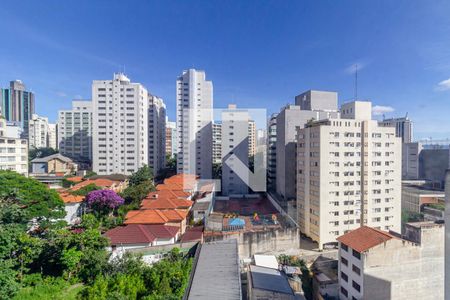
[141,198,193,210]
[66,176,83,183]
[181,226,204,243]
[71,178,121,190]
[336,226,397,253]
[124,209,187,225]
[104,224,179,245]
[58,191,84,203]
[125,210,168,224]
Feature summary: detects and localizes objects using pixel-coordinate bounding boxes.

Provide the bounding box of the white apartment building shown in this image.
[28,114,49,149]
[267,113,277,190]
[58,100,93,161]
[165,120,177,157]
[176,69,213,179]
[212,122,222,164]
[337,222,444,300]
[48,123,57,149]
[148,95,166,175]
[92,73,149,175]
[248,119,256,157]
[379,116,413,143]
[0,116,28,176]
[221,104,249,195]
[297,101,401,249]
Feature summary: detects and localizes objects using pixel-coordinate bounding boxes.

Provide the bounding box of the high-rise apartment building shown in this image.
[165,120,177,157]
[92,73,150,175]
[221,104,249,195]
[379,116,413,143]
[58,100,93,161]
[0,115,28,176]
[267,113,277,190]
[47,123,57,150]
[148,95,166,175]
[0,80,35,138]
[297,101,401,249]
[28,114,49,149]
[176,69,213,179]
[276,90,340,203]
[248,119,256,157]
[212,122,222,164]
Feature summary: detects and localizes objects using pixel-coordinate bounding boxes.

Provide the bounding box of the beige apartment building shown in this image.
[297,101,402,249]
[0,116,28,176]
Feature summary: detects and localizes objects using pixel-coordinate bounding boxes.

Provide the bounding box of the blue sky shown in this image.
[1,1,450,140]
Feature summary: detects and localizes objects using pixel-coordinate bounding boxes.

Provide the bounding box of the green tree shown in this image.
[0,171,65,224]
[61,247,83,279]
[70,184,101,196]
[29,147,58,161]
[128,165,154,187]
[0,259,20,299]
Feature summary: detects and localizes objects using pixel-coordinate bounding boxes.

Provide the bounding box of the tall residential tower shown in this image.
[176,69,213,179]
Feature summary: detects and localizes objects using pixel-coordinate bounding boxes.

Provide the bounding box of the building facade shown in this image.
[379,116,413,143]
[248,119,256,157]
[212,122,222,164]
[165,120,177,157]
[92,73,149,175]
[0,116,28,176]
[176,69,213,179]
[337,223,444,300]
[0,80,35,139]
[297,101,402,249]
[276,90,340,203]
[267,113,277,191]
[221,104,249,195]
[148,95,166,175]
[47,123,57,150]
[58,100,93,161]
[28,114,49,149]
[402,142,422,179]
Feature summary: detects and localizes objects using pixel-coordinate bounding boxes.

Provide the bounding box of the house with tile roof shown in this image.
[125,209,188,234]
[58,191,85,224]
[104,224,180,251]
[337,223,444,300]
[31,153,78,175]
[70,178,128,193]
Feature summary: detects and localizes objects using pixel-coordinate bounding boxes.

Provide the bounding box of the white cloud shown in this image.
[344,61,368,74]
[56,91,67,97]
[372,105,395,116]
[435,78,450,91]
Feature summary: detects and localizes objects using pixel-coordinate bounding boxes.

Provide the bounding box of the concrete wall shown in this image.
[205,227,300,259]
[363,224,444,300]
[419,148,450,188]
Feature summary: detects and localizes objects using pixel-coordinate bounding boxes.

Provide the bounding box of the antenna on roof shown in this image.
[354,64,358,101]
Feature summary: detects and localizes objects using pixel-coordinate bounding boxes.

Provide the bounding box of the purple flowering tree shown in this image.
[85,189,124,215]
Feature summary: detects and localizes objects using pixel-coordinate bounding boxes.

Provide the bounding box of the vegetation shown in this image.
[29,147,58,161]
[278,254,312,300]
[0,170,193,299]
[212,163,222,179]
[83,171,97,179]
[69,183,101,196]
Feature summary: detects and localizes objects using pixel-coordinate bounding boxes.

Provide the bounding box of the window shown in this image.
[341,257,348,266]
[341,243,348,252]
[352,280,361,292]
[352,264,361,276]
[341,271,348,282]
[341,287,348,297]
[352,249,361,260]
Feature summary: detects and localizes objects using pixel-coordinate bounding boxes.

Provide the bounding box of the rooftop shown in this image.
[104,224,179,245]
[124,209,187,225]
[31,153,73,163]
[187,240,241,300]
[249,265,294,295]
[336,226,397,253]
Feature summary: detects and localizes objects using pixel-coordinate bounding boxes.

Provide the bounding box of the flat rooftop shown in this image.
[249,265,294,295]
[402,184,445,195]
[187,239,241,300]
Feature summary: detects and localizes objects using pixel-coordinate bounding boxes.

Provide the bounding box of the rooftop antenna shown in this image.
[354,64,358,101]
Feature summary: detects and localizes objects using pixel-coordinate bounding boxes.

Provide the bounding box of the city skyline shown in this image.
[1,1,450,140]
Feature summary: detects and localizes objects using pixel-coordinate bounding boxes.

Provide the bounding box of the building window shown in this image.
[352,264,361,276]
[341,287,348,297]
[341,243,348,252]
[352,280,361,292]
[341,271,348,282]
[352,249,361,260]
[341,257,348,266]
